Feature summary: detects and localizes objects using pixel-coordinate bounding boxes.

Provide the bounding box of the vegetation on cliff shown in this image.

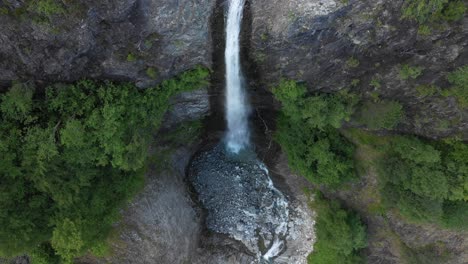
[402,0,466,24]
[272,80,358,187]
[307,192,367,264]
[380,136,468,229]
[274,77,468,263]
[0,67,209,263]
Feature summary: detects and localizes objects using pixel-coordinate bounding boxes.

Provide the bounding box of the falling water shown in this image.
[225,0,250,153]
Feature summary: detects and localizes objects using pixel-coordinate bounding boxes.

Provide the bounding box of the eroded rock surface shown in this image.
[249,0,468,139]
[0,0,215,86]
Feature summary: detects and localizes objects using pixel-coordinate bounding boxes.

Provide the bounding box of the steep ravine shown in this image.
[1,0,468,263]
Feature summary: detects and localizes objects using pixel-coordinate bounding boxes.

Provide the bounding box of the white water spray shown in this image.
[223,0,289,261]
[225,0,250,153]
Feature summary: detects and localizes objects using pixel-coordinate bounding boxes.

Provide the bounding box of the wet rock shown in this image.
[189,145,315,263]
[189,145,289,260]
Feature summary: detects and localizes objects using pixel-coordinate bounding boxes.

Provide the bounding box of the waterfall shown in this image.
[225,0,250,153]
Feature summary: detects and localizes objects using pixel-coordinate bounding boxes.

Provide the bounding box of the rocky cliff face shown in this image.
[1,0,468,263]
[0,0,215,87]
[249,0,468,139]
[246,2,468,259]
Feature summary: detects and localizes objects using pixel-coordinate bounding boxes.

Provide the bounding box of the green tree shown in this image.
[273,80,358,187]
[0,67,210,261]
[379,135,468,228]
[51,219,84,263]
[308,193,367,264]
[443,65,468,108]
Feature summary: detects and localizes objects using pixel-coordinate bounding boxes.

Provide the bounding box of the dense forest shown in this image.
[0,68,209,263]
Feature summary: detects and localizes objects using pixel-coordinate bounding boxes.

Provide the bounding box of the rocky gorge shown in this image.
[1,0,468,263]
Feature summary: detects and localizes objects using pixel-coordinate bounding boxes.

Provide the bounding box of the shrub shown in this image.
[441,0,466,21]
[273,80,358,187]
[443,65,468,108]
[127,53,137,62]
[400,64,423,80]
[346,57,360,68]
[33,0,64,16]
[402,0,465,24]
[370,78,381,89]
[146,67,158,79]
[355,100,404,129]
[308,192,367,264]
[418,25,432,35]
[0,67,210,261]
[442,200,468,230]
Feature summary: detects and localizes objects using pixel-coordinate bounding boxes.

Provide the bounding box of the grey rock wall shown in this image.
[0,0,215,86]
[249,0,468,139]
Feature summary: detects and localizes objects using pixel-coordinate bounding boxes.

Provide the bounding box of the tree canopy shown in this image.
[0,67,209,262]
[273,80,358,187]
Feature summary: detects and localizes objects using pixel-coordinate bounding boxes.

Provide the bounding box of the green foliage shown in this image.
[399,64,423,80]
[30,0,64,17]
[308,192,367,264]
[443,65,468,108]
[0,67,210,261]
[126,53,137,62]
[379,136,468,229]
[273,80,358,187]
[346,57,360,68]
[416,84,438,97]
[351,79,361,87]
[441,0,466,21]
[51,219,84,263]
[0,82,34,122]
[146,67,158,79]
[402,0,465,24]
[370,78,381,89]
[418,24,432,35]
[442,200,468,229]
[29,243,60,264]
[355,100,404,129]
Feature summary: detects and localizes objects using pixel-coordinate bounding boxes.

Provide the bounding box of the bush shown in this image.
[402,0,466,24]
[355,100,404,129]
[346,57,360,68]
[146,67,158,79]
[273,80,358,187]
[399,64,423,80]
[442,200,468,229]
[441,0,466,21]
[443,65,468,108]
[0,67,209,261]
[308,192,367,264]
[370,78,381,89]
[31,0,64,17]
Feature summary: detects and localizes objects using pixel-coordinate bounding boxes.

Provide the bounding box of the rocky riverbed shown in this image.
[189,144,290,261]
